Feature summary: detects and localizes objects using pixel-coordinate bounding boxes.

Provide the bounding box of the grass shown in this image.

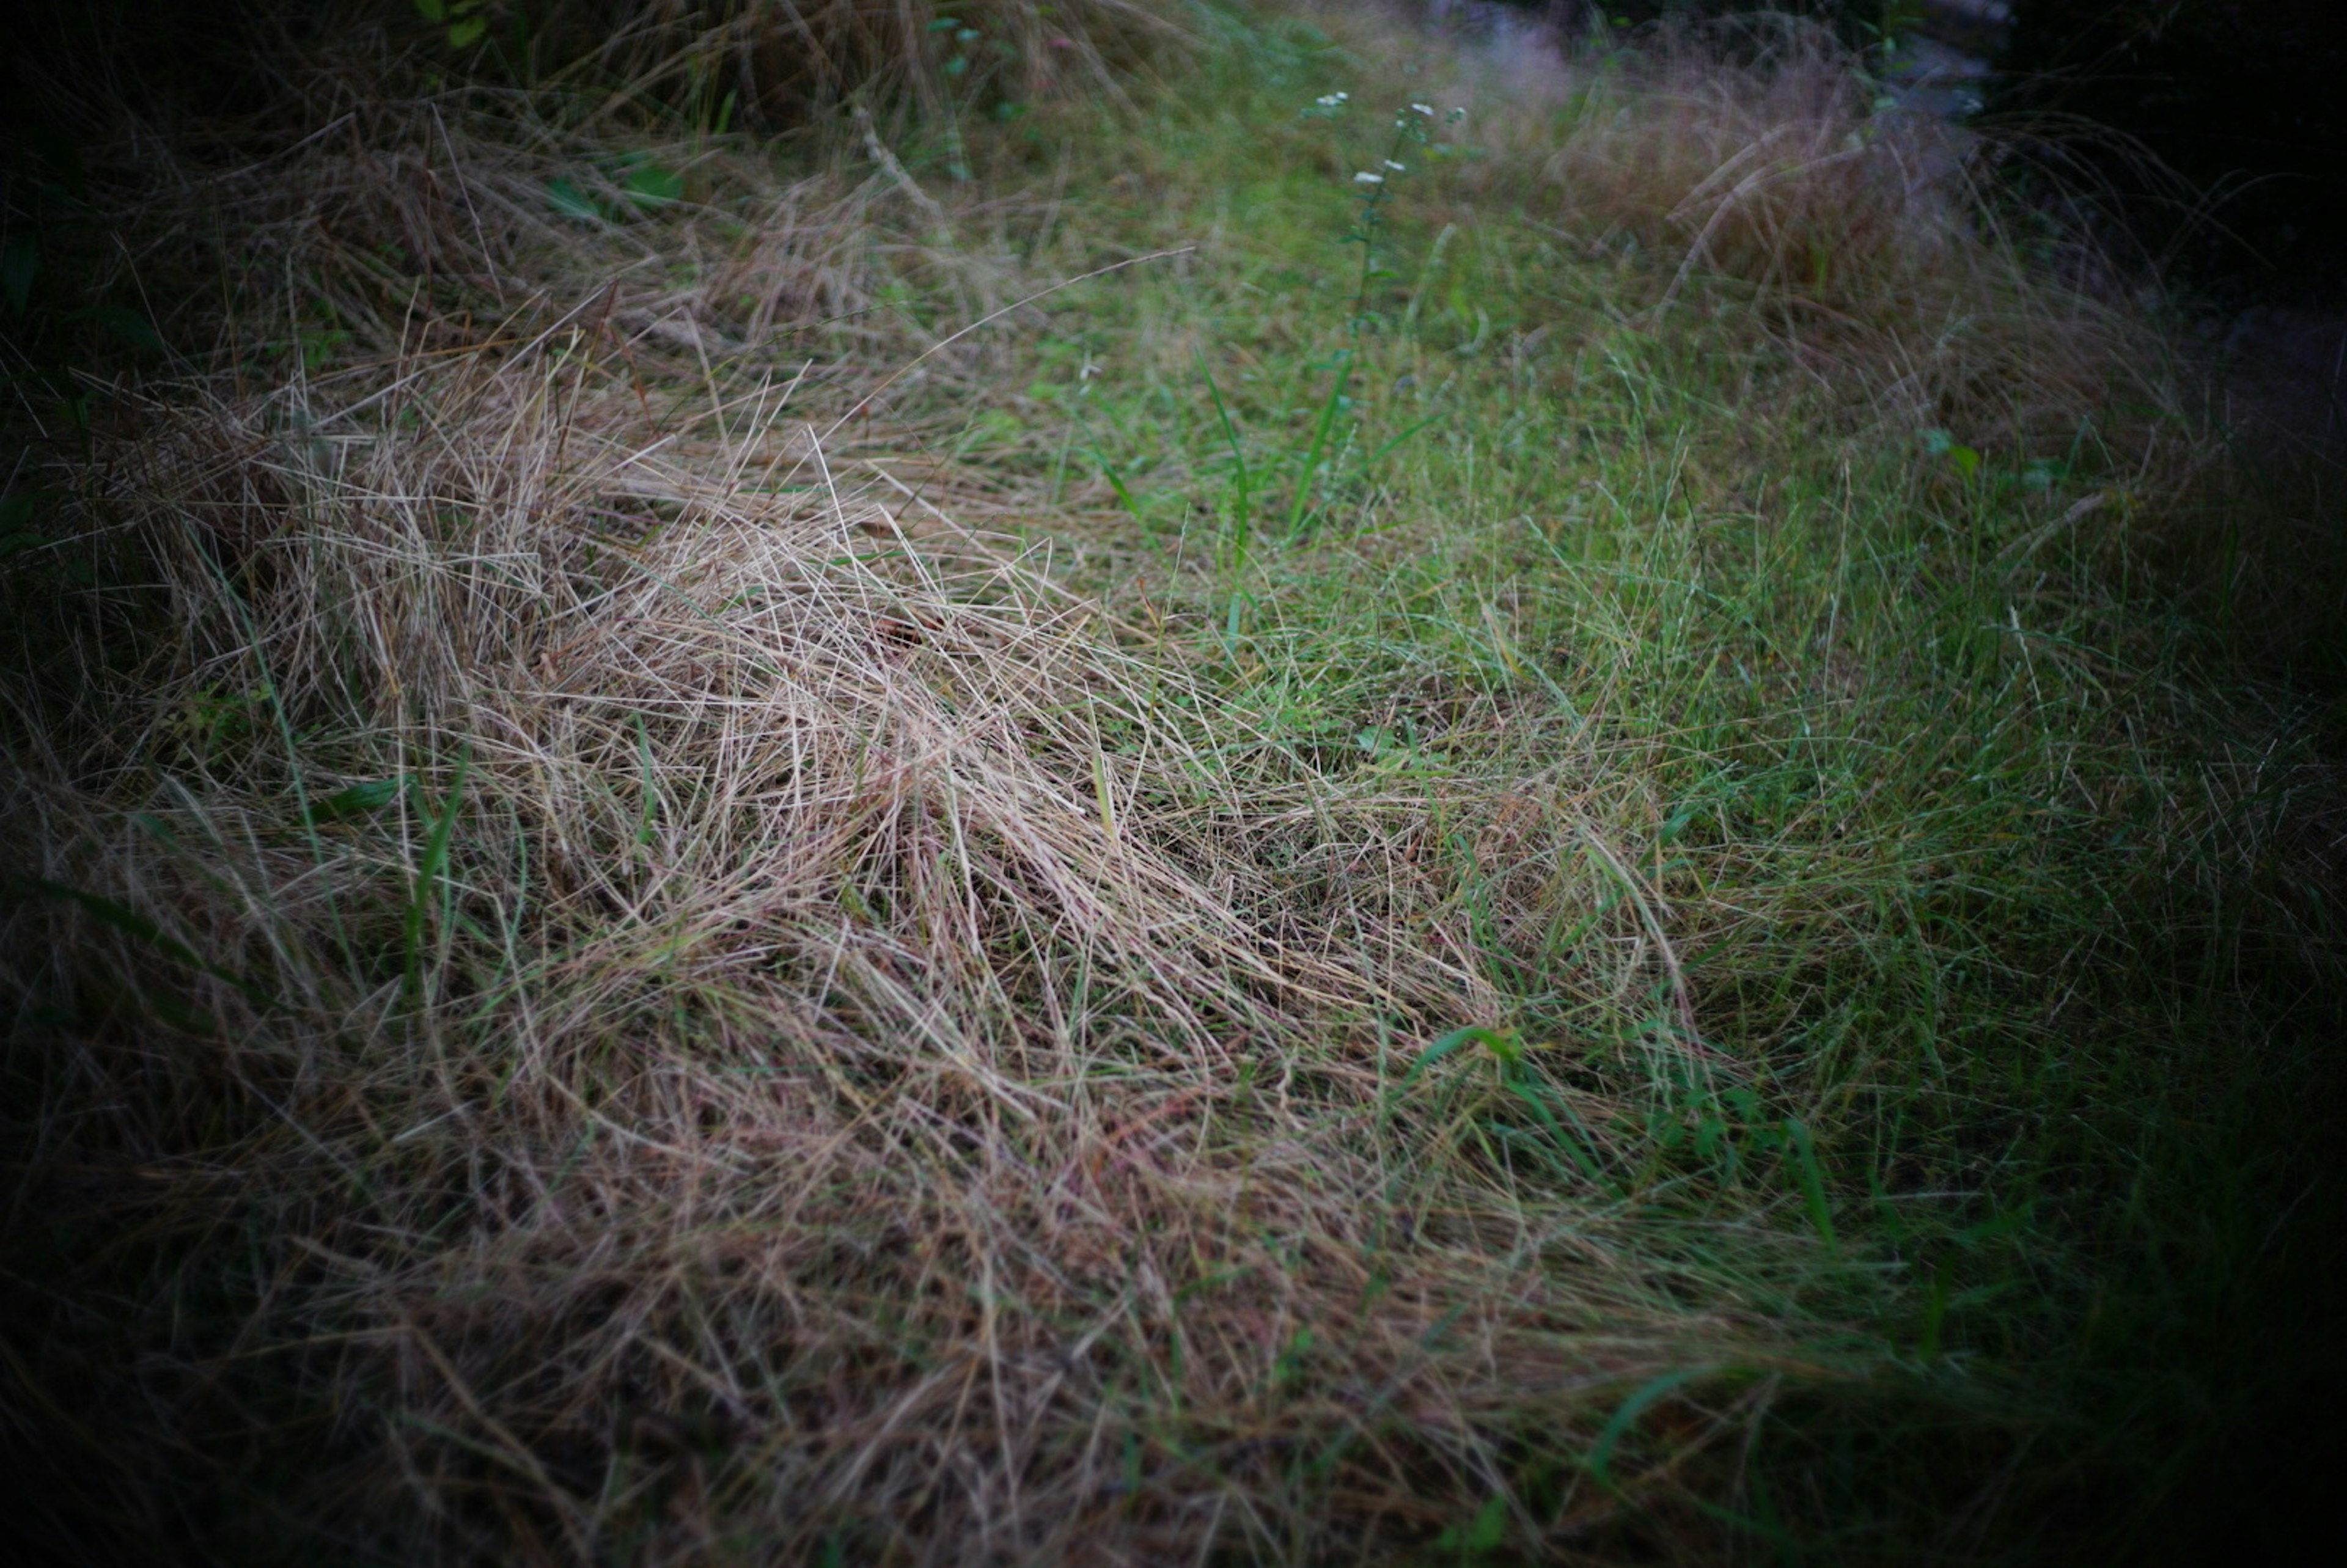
[2,2,2341,1563]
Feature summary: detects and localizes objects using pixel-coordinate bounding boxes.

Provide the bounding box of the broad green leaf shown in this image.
[545,178,604,222]
[70,305,164,353]
[624,164,684,209]
[305,779,403,824]
[1393,1025,1516,1097]
[2,236,39,317]
[1466,1493,1508,1553]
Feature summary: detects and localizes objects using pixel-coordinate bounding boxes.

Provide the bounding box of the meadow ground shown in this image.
[3,2,2341,1562]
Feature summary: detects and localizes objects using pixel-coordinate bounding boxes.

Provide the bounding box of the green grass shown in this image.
[3,2,2341,1563]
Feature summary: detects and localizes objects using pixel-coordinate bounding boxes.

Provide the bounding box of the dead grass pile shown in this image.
[4,340,1820,1564]
[2,56,1862,1567]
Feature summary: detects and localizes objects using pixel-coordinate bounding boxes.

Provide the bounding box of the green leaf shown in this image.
[1919,427,1981,477]
[447,16,487,48]
[545,178,604,222]
[69,305,164,353]
[1782,1116,1838,1251]
[28,125,88,204]
[1589,1367,1711,1492]
[1286,349,1354,539]
[403,748,471,1008]
[1466,1493,1508,1553]
[11,877,277,1009]
[2,236,39,317]
[1509,1077,1610,1184]
[1086,442,1144,525]
[414,0,445,22]
[1919,1253,1952,1358]
[623,164,685,209]
[1394,1025,1512,1097]
[146,992,218,1036]
[304,779,403,825]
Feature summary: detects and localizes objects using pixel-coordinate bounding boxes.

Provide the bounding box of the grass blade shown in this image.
[13,877,277,1011]
[1782,1116,1838,1253]
[404,744,472,1011]
[1285,349,1353,539]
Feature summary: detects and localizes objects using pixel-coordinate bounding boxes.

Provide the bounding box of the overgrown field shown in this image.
[4,2,2341,1563]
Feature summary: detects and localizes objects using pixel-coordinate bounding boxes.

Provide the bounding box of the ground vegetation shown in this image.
[2,2,2340,1562]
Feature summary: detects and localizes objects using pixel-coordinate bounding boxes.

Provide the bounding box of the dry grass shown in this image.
[522,0,1194,130]
[9,4,2330,1563]
[16,367,1725,1560]
[0,38,1873,1566]
[1529,12,2161,450]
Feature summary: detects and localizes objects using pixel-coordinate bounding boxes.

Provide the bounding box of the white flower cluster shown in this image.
[1315,92,1348,108]
[1394,103,1464,134]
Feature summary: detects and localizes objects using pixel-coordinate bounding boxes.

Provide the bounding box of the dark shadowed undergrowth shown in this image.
[2,3,2340,1563]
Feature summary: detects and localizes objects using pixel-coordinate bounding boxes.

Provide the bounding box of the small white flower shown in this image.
[1315,92,1348,108]
[1384,159,1406,172]
[1353,171,1384,185]
[1410,103,1435,117]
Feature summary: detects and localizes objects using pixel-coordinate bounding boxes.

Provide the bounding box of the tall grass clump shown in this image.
[4,2,2342,1563]
[1530,11,2159,455]
[507,0,1191,130]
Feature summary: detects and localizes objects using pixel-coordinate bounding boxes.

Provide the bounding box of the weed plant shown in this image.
[2,2,2340,1563]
